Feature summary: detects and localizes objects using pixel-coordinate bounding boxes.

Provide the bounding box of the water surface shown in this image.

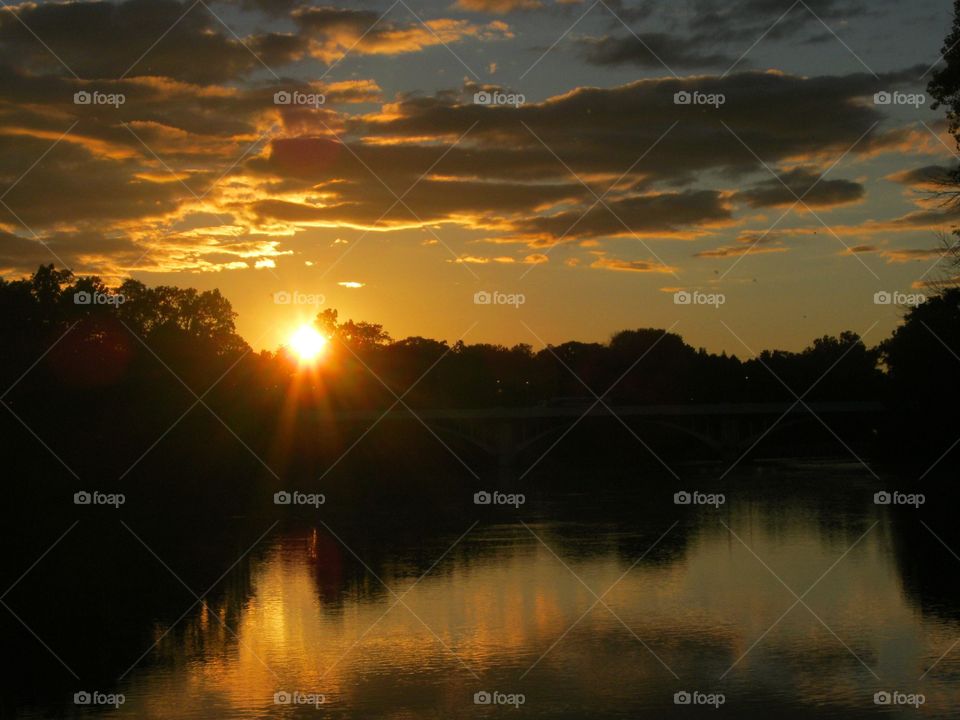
[16,463,960,718]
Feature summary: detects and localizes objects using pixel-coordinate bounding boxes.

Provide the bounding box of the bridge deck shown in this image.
[322,401,884,422]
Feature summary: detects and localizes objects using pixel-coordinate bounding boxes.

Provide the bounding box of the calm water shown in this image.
[16,463,960,718]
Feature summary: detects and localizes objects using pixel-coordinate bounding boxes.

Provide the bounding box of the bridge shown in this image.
[321,401,884,466]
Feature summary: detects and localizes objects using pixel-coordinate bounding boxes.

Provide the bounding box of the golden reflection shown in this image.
[113,512,960,718]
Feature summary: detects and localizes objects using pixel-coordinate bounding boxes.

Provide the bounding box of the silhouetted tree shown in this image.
[929,0,960,168]
[881,288,960,456]
[927,1,960,281]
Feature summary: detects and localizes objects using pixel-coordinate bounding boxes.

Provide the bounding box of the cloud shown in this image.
[0,134,185,229]
[247,139,590,227]
[0,229,142,277]
[452,252,547,263]
[565,0,880,72]
[687,0,875,44]
[126,231,291,274]
[579,34,738,69]
[239,70,912,249]
[597,0,655,23]
[887,164,958,188]
[293,6,512,62]
[694,245,788,258]
[734,167,865,208]
[589,255,677,273]
[454,0,544,11]
[349,71,907,186]
[0,3,933,283]
[860,204,960,232]
[454,255,518,263]
[880,247,944,262]
[0,65,384,159]
[0,211,291,277]
[0,0,308,83]
[840,244,946,263]
[232,0,301,16]
[0,0,508,84]
[512,190,733,242]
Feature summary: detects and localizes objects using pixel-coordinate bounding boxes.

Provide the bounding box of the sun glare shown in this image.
[289,325,327,363]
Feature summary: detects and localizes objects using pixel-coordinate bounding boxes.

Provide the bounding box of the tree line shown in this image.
[1,265,958,456]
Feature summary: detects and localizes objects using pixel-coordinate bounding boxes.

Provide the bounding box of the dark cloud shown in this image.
[244,132,737,240]
[693,244,787,258]
[0,135,185,229]
[292,6,382,34]
[233,0,302,16]
[600,0,655,24]
[0,229,143,274]
[0,0,503,85]
[0,62,381,179]
[0,0,933,279]
[290,5,511,62]
[244,134,732,241]
[346,71,908,184]
[452,0,648,18]
[888,164,958,186]
[247,174,588,227]
[453,0,544,12]
[579,33,738,69]
[234,69,925,247]
[513,190,732,242]
[873,204,960,229]
[0,0,307,83]
[734,167,865,208]
[571,0,883,72]
[688,0,875,44]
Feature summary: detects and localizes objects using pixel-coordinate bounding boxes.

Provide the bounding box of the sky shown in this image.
[0,0,956,355]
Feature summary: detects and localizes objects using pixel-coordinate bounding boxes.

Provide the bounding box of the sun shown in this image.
[288,324,328,363]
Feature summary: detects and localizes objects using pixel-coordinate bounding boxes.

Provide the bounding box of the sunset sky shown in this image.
[0,0,955,354]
